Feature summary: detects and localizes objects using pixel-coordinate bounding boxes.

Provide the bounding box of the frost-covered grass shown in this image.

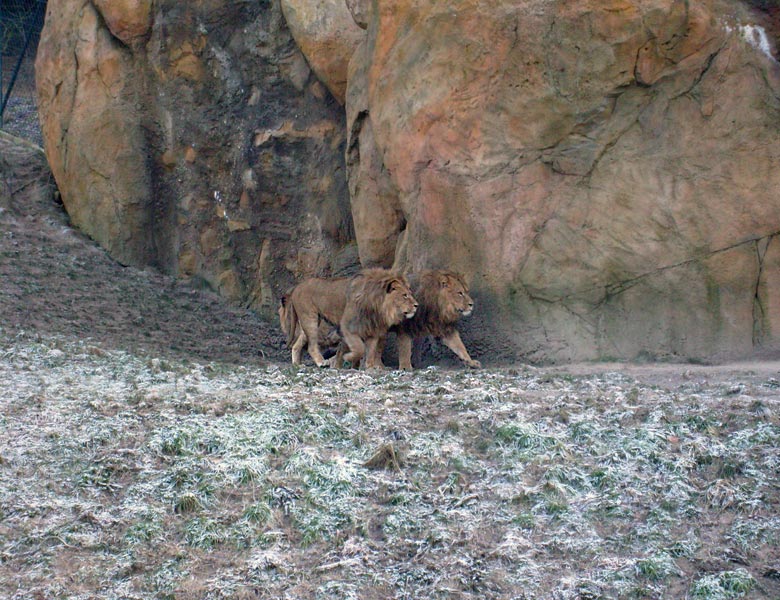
[1,330,779,599]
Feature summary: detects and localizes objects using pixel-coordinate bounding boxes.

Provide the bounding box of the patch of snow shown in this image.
[740,24,776,62]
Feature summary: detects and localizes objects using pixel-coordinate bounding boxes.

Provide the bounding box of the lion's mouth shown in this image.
[460,307,473,317]
[405,308,417,318]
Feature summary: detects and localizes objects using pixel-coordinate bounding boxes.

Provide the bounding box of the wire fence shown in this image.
[1,0,46,144]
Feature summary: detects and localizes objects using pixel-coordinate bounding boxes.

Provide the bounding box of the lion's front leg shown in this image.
[364,336,386,369]
[397,333,413,370]
[441,330,481,368]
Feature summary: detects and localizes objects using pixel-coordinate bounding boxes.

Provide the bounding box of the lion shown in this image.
[389,269,481,369]
[339,269,418,369]
[278,277,350,367]
[277,294,343,366]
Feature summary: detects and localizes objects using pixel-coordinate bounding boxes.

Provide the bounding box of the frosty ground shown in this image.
[1,140,780,599]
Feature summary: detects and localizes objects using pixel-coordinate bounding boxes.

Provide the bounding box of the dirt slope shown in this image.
[0,132,286,365]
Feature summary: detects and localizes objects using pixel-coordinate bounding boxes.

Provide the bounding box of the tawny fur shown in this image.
[390,270,480,369]
[278,277,349,367]
[340,269,417,368]
[399,271,472,338]
[278,296,341,349]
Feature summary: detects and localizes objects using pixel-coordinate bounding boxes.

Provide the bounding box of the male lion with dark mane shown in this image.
[278,277,349,367]
[340,269,418,369]
[390,269,480,369]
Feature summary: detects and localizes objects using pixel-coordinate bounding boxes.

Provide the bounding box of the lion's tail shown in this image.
[285,301,299,349]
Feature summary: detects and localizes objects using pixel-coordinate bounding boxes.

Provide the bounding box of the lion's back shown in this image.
[290,277,350,324]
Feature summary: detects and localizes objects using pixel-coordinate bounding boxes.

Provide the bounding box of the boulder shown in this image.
[36,0,355,316]
[345,37,403,268]
[92,0,152,46]
[355,0,780,362]
[280,0,365,104]
[36,0,780,363]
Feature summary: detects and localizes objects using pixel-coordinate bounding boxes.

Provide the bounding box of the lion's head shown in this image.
[348,269,418,335]
[382,276,418,325]
[421,270,473,323]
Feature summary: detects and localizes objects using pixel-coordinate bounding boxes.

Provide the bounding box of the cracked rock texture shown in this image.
[35,0,780,363]
[351,0,780,362]
[36,0,355,316]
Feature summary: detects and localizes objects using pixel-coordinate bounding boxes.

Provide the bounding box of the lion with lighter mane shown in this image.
[340,269,418,368]
[391,269,480,369]
[278,277,349,367]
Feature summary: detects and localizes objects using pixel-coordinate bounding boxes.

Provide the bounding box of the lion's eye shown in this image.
[459,291,464,296]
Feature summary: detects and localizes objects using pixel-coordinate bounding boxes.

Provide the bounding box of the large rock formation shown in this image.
[280,0,364,104]
[347,0,780,362]
[36,0,356,315]
[36,0,780,363]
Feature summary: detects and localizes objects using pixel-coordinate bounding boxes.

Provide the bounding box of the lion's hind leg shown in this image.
[291,326,306,365]
[299,314,328,367]
[341,329,366,368]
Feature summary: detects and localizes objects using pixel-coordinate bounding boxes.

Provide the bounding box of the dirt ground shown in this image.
[0,132,288,367]
[2,125,780,383]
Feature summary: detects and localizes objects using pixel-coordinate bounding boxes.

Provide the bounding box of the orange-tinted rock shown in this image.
[37,0,355,312]
[280,0,365,103]
[36,0,780,363]
[358,0,780,362]
[92,0,152,46]
[345,38,403,268]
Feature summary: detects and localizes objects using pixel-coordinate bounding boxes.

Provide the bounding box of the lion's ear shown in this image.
[280,294,288,307]
[386,281,396,294]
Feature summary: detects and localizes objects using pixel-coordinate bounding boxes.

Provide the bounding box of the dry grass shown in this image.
[1,330,779,599]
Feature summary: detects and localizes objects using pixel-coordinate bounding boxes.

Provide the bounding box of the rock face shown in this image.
[36,0,355,315]
[280,0,364,104]
[347,0,780,362]
[36,0,780,363]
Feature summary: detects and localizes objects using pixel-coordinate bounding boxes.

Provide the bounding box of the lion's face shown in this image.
[439,274,474,321]
[383,278,418,324]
